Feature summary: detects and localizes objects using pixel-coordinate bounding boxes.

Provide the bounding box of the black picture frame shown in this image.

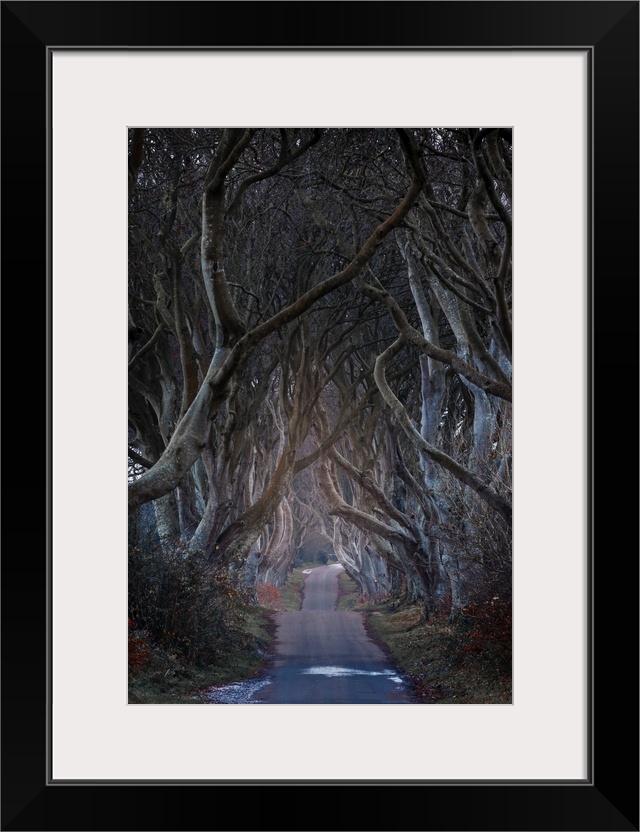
[2,2,637,830]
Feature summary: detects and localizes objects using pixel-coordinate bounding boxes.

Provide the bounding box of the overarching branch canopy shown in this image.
[128,127,512,618]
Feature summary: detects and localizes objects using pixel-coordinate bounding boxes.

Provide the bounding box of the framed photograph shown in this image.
[3,1,637,830]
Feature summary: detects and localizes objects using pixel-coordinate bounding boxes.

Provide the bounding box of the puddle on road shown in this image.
[197,677,272,704]
[301,666,405,685]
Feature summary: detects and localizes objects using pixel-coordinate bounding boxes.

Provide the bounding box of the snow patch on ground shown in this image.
[197,677,272,704]
[301,666,404,685]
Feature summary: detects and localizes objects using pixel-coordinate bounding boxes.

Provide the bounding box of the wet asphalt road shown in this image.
[252,565,412,704]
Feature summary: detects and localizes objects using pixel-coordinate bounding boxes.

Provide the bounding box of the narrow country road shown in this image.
[251,565,412,704]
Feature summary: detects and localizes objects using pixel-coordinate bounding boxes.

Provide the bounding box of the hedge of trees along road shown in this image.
[128,127,512,620]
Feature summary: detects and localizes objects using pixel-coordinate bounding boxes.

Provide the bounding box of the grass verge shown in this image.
[278,566,309,611]
[336,570,361,610]
[364,600,511,704]
[128,604,276,704]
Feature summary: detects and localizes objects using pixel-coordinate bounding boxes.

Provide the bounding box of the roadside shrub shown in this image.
[458,597,512,674]
[128,544,252,667]
[128,617,152,669]
[256,582,281,610]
